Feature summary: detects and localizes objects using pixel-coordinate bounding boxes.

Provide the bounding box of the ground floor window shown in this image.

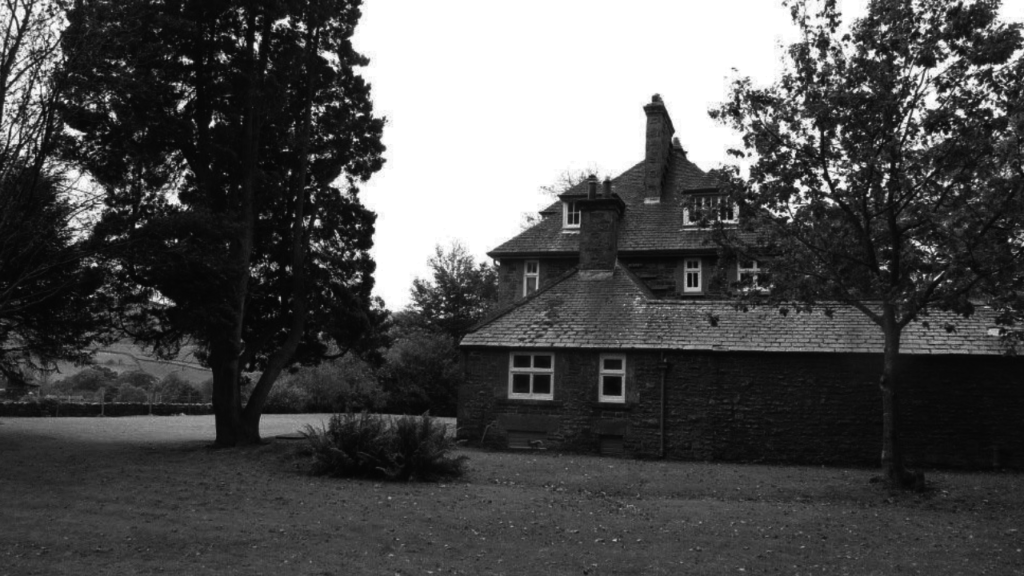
[509,352,554,400]
[598,354,626,403]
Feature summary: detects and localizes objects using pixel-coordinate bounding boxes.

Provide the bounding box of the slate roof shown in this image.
[490,149,747,257]
[461,265,1009,356]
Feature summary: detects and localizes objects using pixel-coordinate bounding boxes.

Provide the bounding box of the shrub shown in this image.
[157,373,199,403]
[378,329,461,417]
[115,385,149,403]
[264,378,309,413]
[305,412,466,482]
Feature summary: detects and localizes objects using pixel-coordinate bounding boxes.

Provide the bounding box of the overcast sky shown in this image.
[352,0,1022,310]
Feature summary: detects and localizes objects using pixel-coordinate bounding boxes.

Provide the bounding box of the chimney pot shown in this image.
[602,178,612,198]
[587,174,598,200]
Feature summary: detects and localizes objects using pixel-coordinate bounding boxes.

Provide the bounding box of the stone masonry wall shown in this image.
[495,258,577,307]
[458,348,1024,469]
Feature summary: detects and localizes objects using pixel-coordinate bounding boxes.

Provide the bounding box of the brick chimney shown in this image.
[578,175,625,272]
[643,94,675,203]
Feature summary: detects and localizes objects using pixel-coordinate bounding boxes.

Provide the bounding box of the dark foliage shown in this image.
[378,328,462,417]
[710,0,1023,486]
[408,242,498,342]
[304,412,466,482]
[59,0,385,444]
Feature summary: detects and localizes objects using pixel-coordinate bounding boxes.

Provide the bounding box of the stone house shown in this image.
[458,95,1024,468]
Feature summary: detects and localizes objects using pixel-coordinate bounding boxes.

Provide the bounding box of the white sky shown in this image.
[353,0,1023,310]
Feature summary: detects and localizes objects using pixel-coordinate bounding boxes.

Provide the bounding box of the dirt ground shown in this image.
[1,415,1022,575]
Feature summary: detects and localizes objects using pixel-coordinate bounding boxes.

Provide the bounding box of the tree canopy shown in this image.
[0,0,107,388]
[409,242,498,342]
[60,0,385,444]
[710,0,1023,487]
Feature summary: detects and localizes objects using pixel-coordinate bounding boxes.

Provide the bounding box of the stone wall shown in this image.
[495,258,578,306]
[459,348,1024,469]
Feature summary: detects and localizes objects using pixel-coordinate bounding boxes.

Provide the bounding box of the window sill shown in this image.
[591,402,632,411]
[498,399,563,408]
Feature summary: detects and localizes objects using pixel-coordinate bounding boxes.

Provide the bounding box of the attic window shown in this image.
[685,194,737,225]
[563,201,581,229]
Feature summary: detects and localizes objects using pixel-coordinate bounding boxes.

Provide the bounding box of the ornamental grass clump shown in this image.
[305,412,466,481]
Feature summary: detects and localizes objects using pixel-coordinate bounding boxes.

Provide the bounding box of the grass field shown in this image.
[1,415,1022,575]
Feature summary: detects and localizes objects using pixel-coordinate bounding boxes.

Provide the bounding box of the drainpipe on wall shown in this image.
[658,355,669,458]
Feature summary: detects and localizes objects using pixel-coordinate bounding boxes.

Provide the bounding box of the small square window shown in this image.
[508,352,555,400]
[737,260,770,292]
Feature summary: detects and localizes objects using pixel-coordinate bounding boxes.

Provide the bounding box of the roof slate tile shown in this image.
[461,266,1008,356]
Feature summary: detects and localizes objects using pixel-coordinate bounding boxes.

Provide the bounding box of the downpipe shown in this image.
[658,355,669,459]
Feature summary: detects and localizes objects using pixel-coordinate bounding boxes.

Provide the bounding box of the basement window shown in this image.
[509,352,554,400]
[683,258,702,293]
[598,354,626,403]
[563,201,581,229]
[523,260,539,296]
[684,194,737,225]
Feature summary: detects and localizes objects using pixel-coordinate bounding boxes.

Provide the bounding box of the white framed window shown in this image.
[509,352,554,400]
[737,260,770,291]
[598,354,626,403]
[523,260,539,296]
[563,201,581,229]
[683,258,702,293]
[684,195,737,225]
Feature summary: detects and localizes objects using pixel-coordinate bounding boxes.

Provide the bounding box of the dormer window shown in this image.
[684,194,737,225]
[563,201,581,229]
[738,260,770,292]
[523,260,539,296]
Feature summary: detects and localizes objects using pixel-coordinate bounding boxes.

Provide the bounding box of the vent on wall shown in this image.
[599,435,625,457]
[508,430,547,450]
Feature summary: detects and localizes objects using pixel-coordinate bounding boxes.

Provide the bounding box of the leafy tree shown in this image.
[158,373,199,403]
[409,242,498,342]
[710,0,1023,487]
[60,0,385,445]
[62,366,117,393]
[378,328,462,417]
[116,370,158,391]
[0,0,106,389]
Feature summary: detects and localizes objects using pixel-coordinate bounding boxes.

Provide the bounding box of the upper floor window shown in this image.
[563,201,581,229]
[683,258,702,293]
[738,260,770,291]
[509,352,554,400]
[598,354,626,403]
[685,195,737,225]
[523,260,539,296]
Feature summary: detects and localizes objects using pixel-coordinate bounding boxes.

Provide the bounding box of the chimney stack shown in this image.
[643,94,675,203]
[586,174,598,200]
[577,188,625,272]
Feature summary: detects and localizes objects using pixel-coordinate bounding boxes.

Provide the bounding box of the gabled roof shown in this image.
[461,264,1010,356]
[490,149,750,257]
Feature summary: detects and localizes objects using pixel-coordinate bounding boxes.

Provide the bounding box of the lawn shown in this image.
[1,416,1021,576]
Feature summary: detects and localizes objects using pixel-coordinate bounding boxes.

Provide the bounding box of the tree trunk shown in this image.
[879,304,923,490]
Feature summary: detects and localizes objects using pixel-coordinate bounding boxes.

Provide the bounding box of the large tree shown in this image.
[60,0,385,445]
[710,0,1023,487]
[409,241,498,342]
[0,0,106,389]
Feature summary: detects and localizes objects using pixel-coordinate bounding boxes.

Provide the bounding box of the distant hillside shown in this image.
[52,341,212,384]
